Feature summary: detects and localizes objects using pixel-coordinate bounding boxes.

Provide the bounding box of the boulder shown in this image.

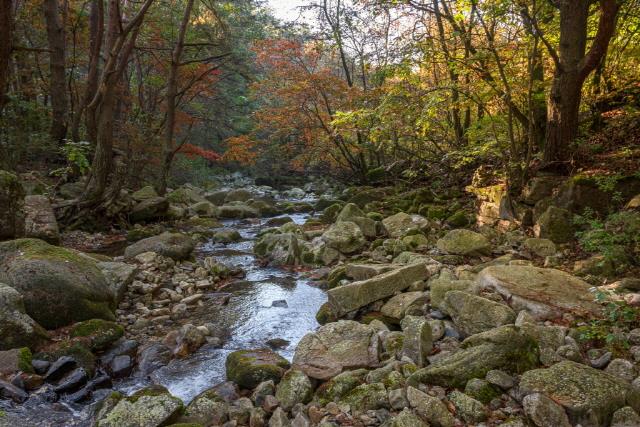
[429,276,477,310]
[293,320,380,380]
[131,186,158,202]
[522,176,565,205]
[523,392,571,427]
[212,228,242,243]
[0,239,115,329]
[442,291,516,336]
[179,388,228,425]
[275,369,313,410]
[406,386,455,427]
[218,204,260,219]
[436,229,491,256]
[204,190,229,205]
[70,319,124,351]
[96,386,183,427]
[385,408,429,427]
[381,292,427,322]
[345,263,395,281]
[327,263,429,317]
[534,206,574,243]
[477,265,602,320]
[0,348,34,375]
[611,406,640,427]
[382,212,429,238]
[522,238,557,257]
[224,188,253,203]
[341,382,388,411]
[448,391,488,423]
[254,233,302,266]
[0,170,25,239]
[23,195,60,244]
[189,201,218,217]
[321,221,366,254]
[124,232,195,261]
[130,197,169,223]
[0,283,48,350]
[226,349,290,389]
[97,261,137,304]
[336,203,377,238]
[520,360,640,427]
[408,325,539,389]
[401,315,433,367]
[167,186,207,205]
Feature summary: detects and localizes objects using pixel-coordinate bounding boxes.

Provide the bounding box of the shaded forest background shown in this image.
[1,0,639,205]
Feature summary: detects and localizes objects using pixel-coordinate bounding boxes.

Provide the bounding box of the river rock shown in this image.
[132,185,158,202]
[523,392,571,427]
[131,196,169,223]
[226,349,291,389]
[167,186,207,205]
[336,203,377,238]
[254,233,302,266]
[406,386,455,427]
[98,261,137,304]
[0,170,25,240]
[345,263,395,281]
[70,319,124,351]
[124,232,195,261]
[0,238,115,329]
[23,195,60,244]
[442,291,516,336]
[401,315,433,367]
[275,369,313,410]
[0,348,34,375]
[137,343,172,376]
[429,276,478,310]
[381,292,427,322]
[321,221,366,254]
[213,228,242,243]
[326,263,429,317]
[382,212,429,238]
[0,283,48,350]
[611,406,640,427]
[408,325,539,388]
[477,265,602,320]
[520,360,640,426]
[0,379,28,403]
[179,388,229,425]
[293,320,380,380]
[341,382,388,411]
[436,229,491,256]
[218,203,260,219]
[534,206,574,243]
[96,386,183,427]
[522,238,557,257]
[386,408,429,427]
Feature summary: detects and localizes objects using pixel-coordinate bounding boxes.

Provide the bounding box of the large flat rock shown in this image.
[477,265,602,320]
[327,263,429,317]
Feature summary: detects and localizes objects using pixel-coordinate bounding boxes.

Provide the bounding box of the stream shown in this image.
[0,203,328,426]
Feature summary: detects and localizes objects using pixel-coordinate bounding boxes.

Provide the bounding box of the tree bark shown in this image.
[158,0,195,196]
[0,0,12,113]
[43,0,69,143]
[543,0,620,167]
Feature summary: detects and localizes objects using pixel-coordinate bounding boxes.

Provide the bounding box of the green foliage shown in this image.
[575,209,640,258]
[51,141,91,177]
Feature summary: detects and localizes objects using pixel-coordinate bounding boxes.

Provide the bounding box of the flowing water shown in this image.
[0,209,328,426]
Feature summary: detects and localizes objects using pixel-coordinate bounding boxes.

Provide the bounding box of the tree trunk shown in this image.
[158,0,195,196]
[0,0,12,113]
[43,0,69,143]
[543,0,620,167]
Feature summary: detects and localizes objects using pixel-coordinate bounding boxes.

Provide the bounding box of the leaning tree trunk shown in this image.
[543,0,620,167]
[43,0,69,143]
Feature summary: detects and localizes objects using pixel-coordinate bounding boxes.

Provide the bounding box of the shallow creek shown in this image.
[1,210,328,426]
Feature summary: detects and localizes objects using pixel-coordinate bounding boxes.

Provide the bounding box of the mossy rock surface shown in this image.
[315,369,368,405]
[436,229,492,256]
[36,341,96,376]
[341,382,388,412]
[0,170,25,240]
[71,319,124,351]
[0,282,49,351]
[124,232,195,261]
[275,369,313,410]
[0,239,115,329]
[225,349,290,390]
[97,385,184,427]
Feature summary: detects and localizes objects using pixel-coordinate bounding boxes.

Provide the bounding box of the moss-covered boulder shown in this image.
[168,186,207,205]
[217,203,260,219]
[224,188,253,203]
[70,319,124,351]
[386,408,429,427]
[131,197,169,223]
[447,391,488,423]
[341,382,388,412]
[96,386,184,427]
[23,195,60,244]
[464,378,501,404]
[0,347,34,375]
[189,201,218,218]
[132,186,159,202]
[225,349,290,390]
[320,203,344,224]
[443,291,516,336]
[212,228,242,244]
[0,170,25,239]
[408,325,539,389]
[522,238,557,257]
[0,239,115,329]
[437,229,491,256]
[0,283,48,350]
[124,232,195,261]
[178,388,228,426]
[446,210,471,227]
[275,369,313,410]
[520,360,640,426]
[429,276,477,311]
[336,203,377,238]
[321,221,366,254]
[314,369,368,404]
[254,232,302,266]
[534,206,574,243]
[382,212,429,238]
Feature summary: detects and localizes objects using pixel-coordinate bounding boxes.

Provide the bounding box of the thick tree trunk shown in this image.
[158,0,195,196]
[43,0,69,143]
[543,0,620,167]
[0,0,12,113]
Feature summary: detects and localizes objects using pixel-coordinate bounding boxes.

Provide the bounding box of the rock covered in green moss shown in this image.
[406,386,455,427]
[0,239,116,329]
[314,369,368,404]
[0,347,34,375]
[96,385,184,427]
[448,391,488,423]
[400,315,433,367]
[0,283,48,350]
[131,197,169,223]
[437,229,492,256]
[178,388,228,426]
[0,170,25,240]
[428,274,477,310]
[443,291,516,336]
[254,233,302,266]
[534,206,574,243]
[124,232,195,261]
[464,378,501,404]
[275,369,313,410]
[520,360,640,426]
[522,238,557,257]
[408,325,539,389]
[70,319,124,351]
[225,349,290,390]
[341,382,388,412]
[321,221,366,254]
[382,212,429,238]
